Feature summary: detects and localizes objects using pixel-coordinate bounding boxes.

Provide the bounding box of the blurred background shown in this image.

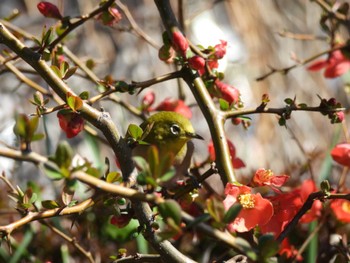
[0,0,349,261]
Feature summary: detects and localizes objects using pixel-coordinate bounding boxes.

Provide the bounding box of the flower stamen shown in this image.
[238,194,255,209]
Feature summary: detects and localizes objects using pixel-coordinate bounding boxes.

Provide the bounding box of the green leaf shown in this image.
[223,203,242,224]
[158,200,182,226]
[13,114,28,138]
[133,156,149,171]
[54,141,73,169]
[50,65,62,78]
[42,200,60,209]
[158,167,175,183]
[106,171,122,183]
[43,162,65,180]
[63,66,78,80]
[147,145,159,179]
[127,124,143,140]
[258,234,279,259]
[66,92,83,111]
[28,116,40,139]
[60,61,69,76]
[31,133,45,141]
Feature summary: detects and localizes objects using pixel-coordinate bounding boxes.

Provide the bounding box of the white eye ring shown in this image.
[170,124,181,135]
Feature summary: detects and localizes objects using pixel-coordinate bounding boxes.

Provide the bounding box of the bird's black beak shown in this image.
[187,132,204,140]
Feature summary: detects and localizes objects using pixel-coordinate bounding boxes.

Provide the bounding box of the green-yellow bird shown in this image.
[134,111,203,180]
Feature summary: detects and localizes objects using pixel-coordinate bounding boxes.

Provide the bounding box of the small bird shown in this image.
[133,111,203,183]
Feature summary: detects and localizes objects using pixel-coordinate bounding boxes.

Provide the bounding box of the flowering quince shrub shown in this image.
[0,1,350,263]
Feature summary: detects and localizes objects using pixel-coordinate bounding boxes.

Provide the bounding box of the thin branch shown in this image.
[0,198,95,236]
[0,55,51,95]
[115,0,160,49]
[112,254,162,263]
[48,0,116,50]
[40,220,95,263]
[256,44,348,81]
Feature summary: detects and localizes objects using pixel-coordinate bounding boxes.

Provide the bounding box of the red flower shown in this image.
[252,168,289,192]
[261,179,321,236]
[172,31,189,57]
[57,110,85,138]
[223,184,273,232]
[214,40,227,59]
[279,239,303,261]
[331,143,350,167]
[188,56,205,72]
[307,49,350,78]
[330,198,350,222]
[299,179,322,223]
[261,190,302,237]
[208,139,245,169]
[37,2,62,19]
[214,80,240,105]
[110,214,132,228]
[152,98,192,119]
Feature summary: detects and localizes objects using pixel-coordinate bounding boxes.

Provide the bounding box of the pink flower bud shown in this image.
[141,91,155,108]
[172,31,189,57]
[215,80,240,104]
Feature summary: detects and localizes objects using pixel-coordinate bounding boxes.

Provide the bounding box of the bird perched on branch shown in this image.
[132,111,203,186]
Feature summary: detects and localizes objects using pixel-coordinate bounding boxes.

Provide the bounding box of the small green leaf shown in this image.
[50,65,62,78]
[66,92,83,111]
[79,91,89,100]
[63,66,77,80]
[60,61,69,76]
[158,200,182,226]
[219,98,229,111]
[127,124,143,140]
[158,168,175,183]
[43,162,65,180]
[284,98,293,105]
[42,200,60,209]
[278,117,286,126]
[223,203,242,223]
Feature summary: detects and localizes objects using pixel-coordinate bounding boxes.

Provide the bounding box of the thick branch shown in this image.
[154,0,236,185]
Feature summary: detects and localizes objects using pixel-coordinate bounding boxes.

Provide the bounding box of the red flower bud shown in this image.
[331,143,350,167]
[37,2,62,19]
[110,214,131,228]
[214,40,227,59]
[188,56,205,71]
[57,110,84,138]
[153,98,192,119]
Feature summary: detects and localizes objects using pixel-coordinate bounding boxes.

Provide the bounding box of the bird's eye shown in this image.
[170,124,181,135]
